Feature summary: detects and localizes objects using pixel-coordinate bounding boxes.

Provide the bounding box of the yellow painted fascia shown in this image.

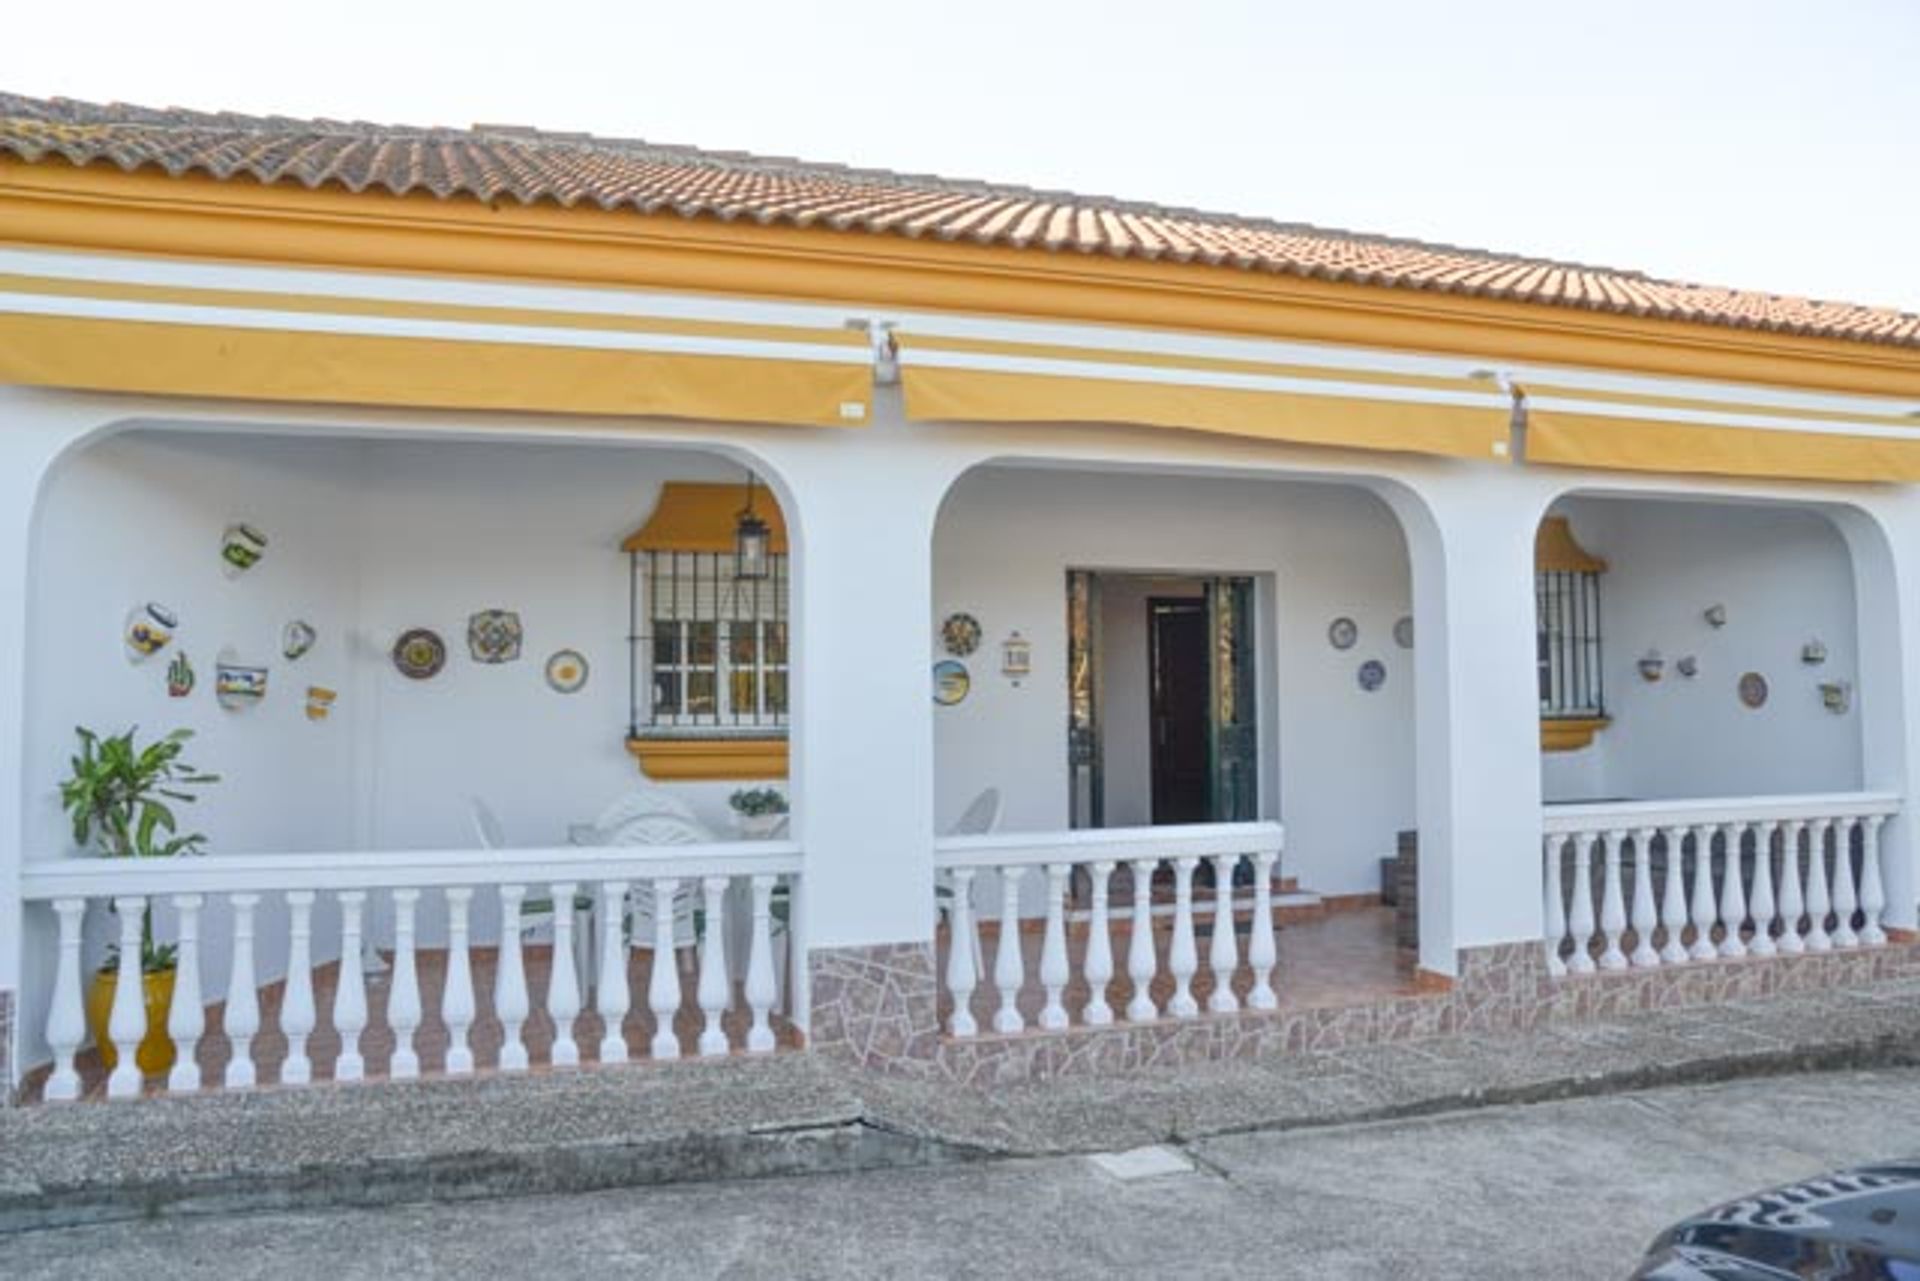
[7,159,1920,401]
[1541,717,1610,753]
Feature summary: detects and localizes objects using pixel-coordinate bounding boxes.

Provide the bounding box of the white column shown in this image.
[386,888,421,1079]
[1168,857,1200,1018]
[334,891,368,1082]
[1082,862,1115,1026]
[1831,818,1861,949]
[992,867,1025,1034]
[1747,823,1778,958]
[697,876,731,1056]
[44,898,87,1102]
[1038,863,1070,1030]
[1777,821,1807,955]
[944,866,978,1037]
[1687,826,1718,961]
[547,881,581,1067]
[744,874,779,1053]
[105,895,148,1099]
[1805,819,1833,952]
[1657,827,1689,966]
[1542,835,1567,978]
[596,880,631,1064]
[648,876,682,1060]
[494,885,530,1071]
[166,894,205,1094]
[1127,858,1158,1021]
[1628,828,1659,969]
[224,892,261,1090]
[281,890,317,1085]
[1567,833,1597,973]
[1246,850,1278,1010]
[1597,832,1627,971]
[1716,824,1748,958]
[441,887,476,1074]
[1860,815,1889,947]
[1208,855,1241,1013]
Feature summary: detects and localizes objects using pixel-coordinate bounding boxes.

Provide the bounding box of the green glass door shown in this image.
[1208,576,1258,823]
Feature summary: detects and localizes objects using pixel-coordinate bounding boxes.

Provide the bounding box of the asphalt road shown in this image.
[13,1067,1920,1279]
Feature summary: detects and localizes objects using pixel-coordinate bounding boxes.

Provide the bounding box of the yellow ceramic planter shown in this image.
[84,967,177,1076]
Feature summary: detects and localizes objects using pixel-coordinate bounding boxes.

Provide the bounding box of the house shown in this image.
[0,90,1916,1100]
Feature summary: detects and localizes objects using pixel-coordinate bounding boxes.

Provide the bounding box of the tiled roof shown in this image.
[4,90,1918,349]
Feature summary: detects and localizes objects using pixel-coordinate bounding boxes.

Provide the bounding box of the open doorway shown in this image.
[1069,571,1257,829]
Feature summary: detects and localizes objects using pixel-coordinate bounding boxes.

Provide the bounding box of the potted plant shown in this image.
[727,786,789,839]
[61,727,217,1076]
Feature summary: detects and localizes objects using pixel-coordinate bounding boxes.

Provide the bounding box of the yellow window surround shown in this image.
[1538,516,1609,753]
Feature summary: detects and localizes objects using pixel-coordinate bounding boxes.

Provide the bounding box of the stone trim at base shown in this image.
[808,937,1920,1086]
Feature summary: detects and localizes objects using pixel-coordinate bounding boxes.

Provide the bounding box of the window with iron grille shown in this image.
[1536,567,1604,719]
[629,550,789,734]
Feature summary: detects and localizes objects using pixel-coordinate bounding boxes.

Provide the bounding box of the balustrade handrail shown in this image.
[20,840,803,900]
[1542,792,1900,835]
[935,820,1284,870]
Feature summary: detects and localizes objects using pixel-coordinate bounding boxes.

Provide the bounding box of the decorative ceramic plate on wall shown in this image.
[467,609,523,664]
[393,628,447,680]
[1738,671,1769,709]
[933,659,970,705]
[1357,659,1387,692]
[941,612,982,657]
[1328,617,1358,650]
[545,649,589,693]
[1393,616,1414,649]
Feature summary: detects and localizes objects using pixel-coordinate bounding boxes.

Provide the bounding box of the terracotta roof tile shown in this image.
[1,90,1915,350]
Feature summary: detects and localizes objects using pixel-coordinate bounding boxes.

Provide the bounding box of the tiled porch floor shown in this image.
[938,905,1419,1029]
[25,944,801,1103]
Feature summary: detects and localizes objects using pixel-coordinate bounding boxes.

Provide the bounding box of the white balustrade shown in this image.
[934,822,1285,1038]
[22,839,800,1102]
[1542,793,1900,981]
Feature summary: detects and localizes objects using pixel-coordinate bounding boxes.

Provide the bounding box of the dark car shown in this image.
[1633,1163,1920,1279]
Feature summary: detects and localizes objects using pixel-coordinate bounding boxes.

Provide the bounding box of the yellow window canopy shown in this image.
[895,330,1514,461]
[624,481,790,555]
[0,270,875,428]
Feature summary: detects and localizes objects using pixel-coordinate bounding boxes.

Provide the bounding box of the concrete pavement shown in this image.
[12,1067,1920,1279]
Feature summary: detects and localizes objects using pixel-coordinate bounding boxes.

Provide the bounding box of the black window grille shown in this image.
[628,549,789,736]
[1537,568,1604,718]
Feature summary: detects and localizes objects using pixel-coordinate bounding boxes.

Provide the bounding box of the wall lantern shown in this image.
[1676,655,1699,679]
[1821,681,1853,715]
[1638,650,1666,683]
[1704,604,1728,629]
[1802,639,1828,666]
[734,471,772,581]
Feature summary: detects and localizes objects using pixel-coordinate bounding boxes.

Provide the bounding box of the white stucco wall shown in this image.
[1539,495,1863,803]
[932,465,1416,896]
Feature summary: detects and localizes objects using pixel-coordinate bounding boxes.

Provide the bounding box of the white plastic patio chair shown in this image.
[470,796,594,990]
[938,787,1000,975]
[598,809,705,969]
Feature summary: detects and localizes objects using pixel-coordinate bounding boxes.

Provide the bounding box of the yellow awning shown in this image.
[897,332,1512,461]
[623,481,790,554]
[1525,405,1920,483]
[0,271,874,428]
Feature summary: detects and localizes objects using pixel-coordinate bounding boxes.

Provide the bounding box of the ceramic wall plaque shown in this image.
[941,612,982,657]
[1801,640,1828,666]
[467,609,523,664]
[1328,617,1358,650]
[1738,671,1769,709]
[1001,631,1032,679]
[281,619,317,662]
[220,523,268,577]
[1357,659,1386,692]
[1392,616,1414,649]
[305,686,337,722]
[1676,655,1699,679]
[166,651,195,698]
[392,628,447,680]
[544,649,589,693]
[1821,681,1852,715]
[214,649,267,710]
[933,659,970,705]
[123,602,177,662]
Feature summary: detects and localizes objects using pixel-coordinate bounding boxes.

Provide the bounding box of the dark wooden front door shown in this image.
[1149,597,1212,824]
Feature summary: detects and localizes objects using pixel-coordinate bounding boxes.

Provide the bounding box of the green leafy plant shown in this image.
[728,787,788,817]
[60,727,219,973]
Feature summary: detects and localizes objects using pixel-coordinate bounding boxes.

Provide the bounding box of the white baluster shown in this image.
[1246,850,1278,1010]
[44,898,86,1102]
[1717,824,1748,958]
[1804,819,1833,952]
[945,867,978,1037]
[1657,827,1690,966]
[1776,822,1807,955]
[281,890,317,1085]
[1860,815,1889,947]
[106,895,148,1099]
[1082,862,1115,1026]
[1629,829,1660,968]
[648,876,682,1060]
[1038,863,1070,1030]
[1542,835,1568,978]
[1831,818,1860,949]
[596,880,631,1064]
[1168,857,1200,1017]
[548,881,581,1067]
[993,867,1026,1034]
[166,894,205,1094]
[1687,826,1718,961]
[386,889,420,1079]
[1598,832,1628,971]
[1127,858,1159,1021]
[744,874,778,1054]
[334,891,368,1082]
[224,892,260,1090]
[442,887,476,1074]
[1747,823,1778,958]
[494,885,530,1072]
[697,876,730,1056]
[1568,833,1598,973]
[1208,855,1241,1013]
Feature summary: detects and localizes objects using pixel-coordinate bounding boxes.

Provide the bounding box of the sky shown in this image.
[7,0,1919,311]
